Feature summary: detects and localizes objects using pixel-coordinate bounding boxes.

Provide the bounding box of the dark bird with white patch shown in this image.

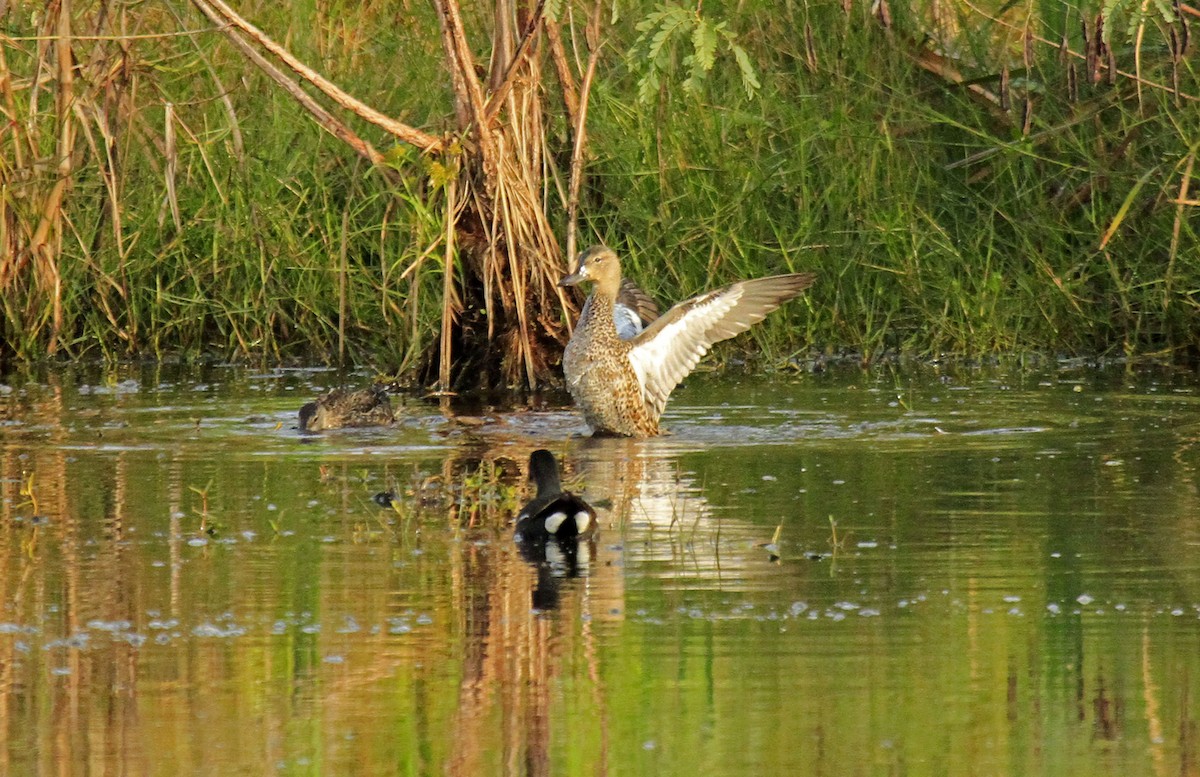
[513,449,596,542]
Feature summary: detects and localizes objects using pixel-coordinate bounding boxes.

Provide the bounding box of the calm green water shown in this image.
[1,363,1198,776]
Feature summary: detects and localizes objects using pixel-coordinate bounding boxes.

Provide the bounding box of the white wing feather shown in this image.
[627,287,745,419]
[626,274,813,419]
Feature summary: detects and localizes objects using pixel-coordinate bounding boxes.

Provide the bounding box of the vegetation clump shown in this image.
[0,0,1195,383]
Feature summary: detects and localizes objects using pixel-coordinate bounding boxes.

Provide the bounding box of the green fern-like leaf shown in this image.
[637,66,662,104]
[649,9,693,67]
[635,9,668,35]
[1151,0,1176,24]
[730,42,761,98]
[630,3,762,103]
[683,54,705,93]
[1100,0,1122,34]
[1100,0,1176,42]
[692,17,718,73]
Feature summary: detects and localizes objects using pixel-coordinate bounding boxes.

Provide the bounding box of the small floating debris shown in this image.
[86,619,132,633]
[45,633,90,650]
[448,415,489,427]
[759,524,784,561]
[372,490,398,508]
[192,623,247,638]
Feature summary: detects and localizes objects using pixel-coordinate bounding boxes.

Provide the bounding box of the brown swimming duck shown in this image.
[559,245,816,437]
[298,387,395,432]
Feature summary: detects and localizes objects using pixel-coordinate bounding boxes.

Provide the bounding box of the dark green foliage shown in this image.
[588,0,1198,363]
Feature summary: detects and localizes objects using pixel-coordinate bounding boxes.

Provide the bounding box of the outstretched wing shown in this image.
[626,273,815,419]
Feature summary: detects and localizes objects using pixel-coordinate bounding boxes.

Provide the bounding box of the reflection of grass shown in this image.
[18,471,38,514]
[827,515,849,552]
[363,458,523,531]
[827,515,850,576]
[189,479,223,537]
[452,460,520,529]
[352,508,398,543]
[17,471,40,559]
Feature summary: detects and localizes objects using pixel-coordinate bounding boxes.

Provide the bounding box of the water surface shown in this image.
[1,363,1198,775]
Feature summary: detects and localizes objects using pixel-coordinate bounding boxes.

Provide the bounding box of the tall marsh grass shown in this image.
[0,0,1196,379]
[591,0,1199,363]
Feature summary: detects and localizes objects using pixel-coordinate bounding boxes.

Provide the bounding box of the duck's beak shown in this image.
[558,268,587,287]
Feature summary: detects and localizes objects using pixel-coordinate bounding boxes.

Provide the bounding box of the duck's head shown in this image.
[298,401,322,432]
[528,448,564,497]
[559,245,621,295]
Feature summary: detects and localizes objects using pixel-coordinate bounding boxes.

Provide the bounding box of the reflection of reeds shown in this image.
[0,383,87,768]
[7,378,1200,771]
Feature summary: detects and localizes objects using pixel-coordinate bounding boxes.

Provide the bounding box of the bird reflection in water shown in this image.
[513,449,598,611]
[516,535,595,611]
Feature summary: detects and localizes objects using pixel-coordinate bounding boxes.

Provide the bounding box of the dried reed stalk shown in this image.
[164,102,181,232]
[423,0,574,387]
[188,0,392,166]
[440,172,459,393]
[1164,148,1196,306]
[24,0,78,353]
[483,0,547,124]
[544,17,580,128]
[191,0,442,152]
[339,206,350,364]
[958,0,1198,102]
[432,0,498,172]
[564,0,603,264]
